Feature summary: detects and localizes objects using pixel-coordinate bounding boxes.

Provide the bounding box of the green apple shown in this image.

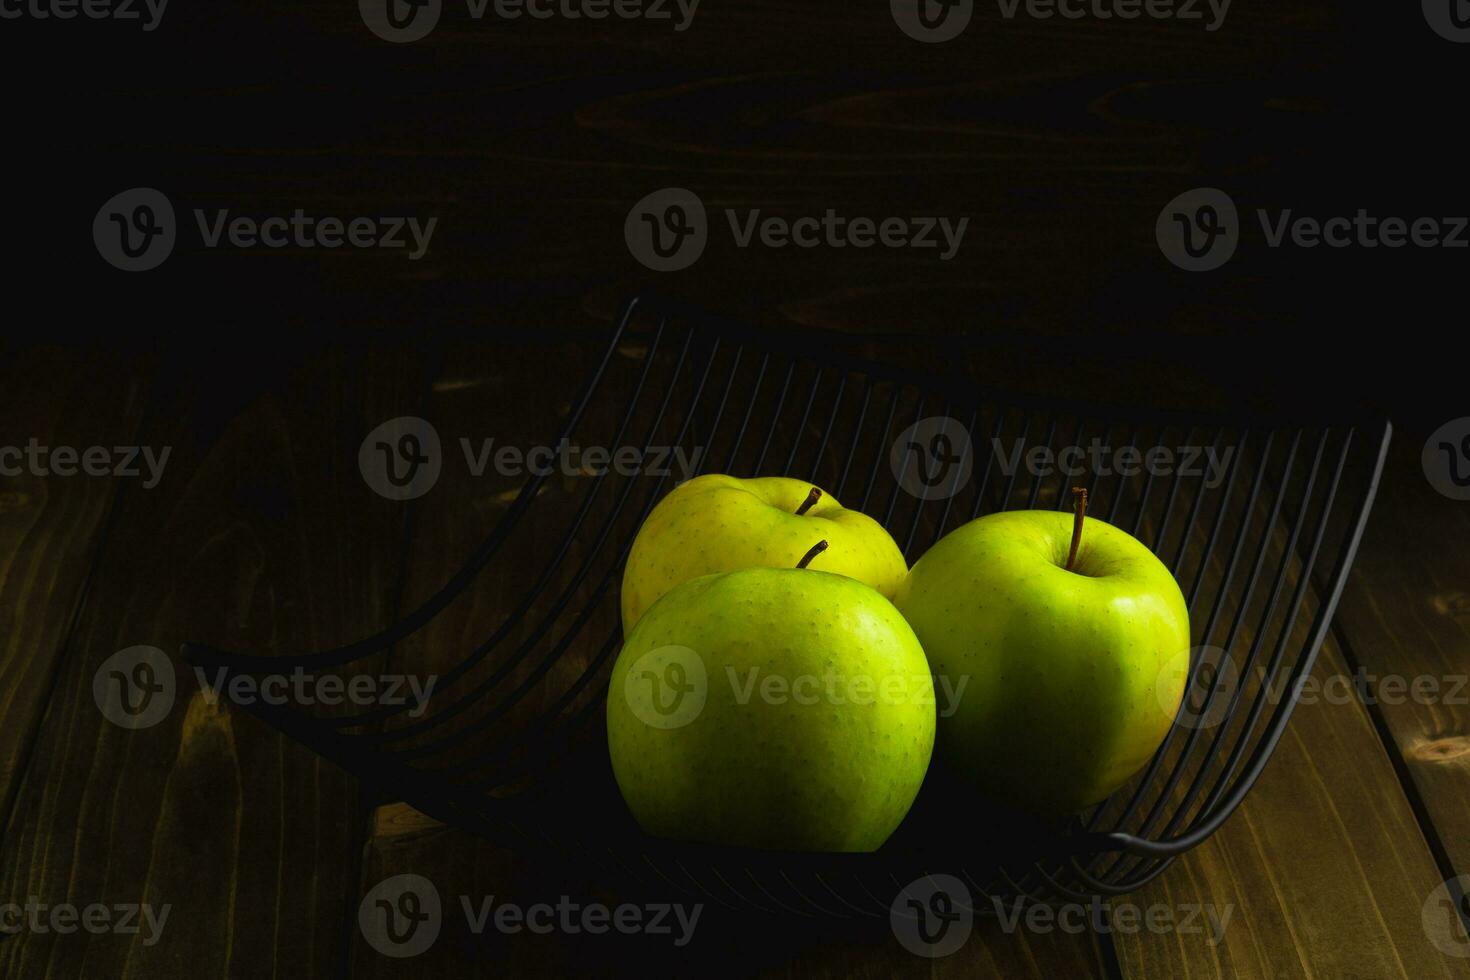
[607,557,935,852]
[894,496,1190,814]
[620,474,907,631]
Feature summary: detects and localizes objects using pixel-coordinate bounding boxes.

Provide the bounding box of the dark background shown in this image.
[6,0,1464,426]
[2,1,1469,978]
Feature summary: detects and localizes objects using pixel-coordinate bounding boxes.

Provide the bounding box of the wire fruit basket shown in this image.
[185,295,1391,920]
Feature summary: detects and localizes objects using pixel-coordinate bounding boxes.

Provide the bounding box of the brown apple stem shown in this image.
[795,486,822,516]
[1066,486,1088,572]
[796,539,829,569]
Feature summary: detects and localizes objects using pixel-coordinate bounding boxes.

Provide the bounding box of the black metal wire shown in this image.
[180,295,1393,916]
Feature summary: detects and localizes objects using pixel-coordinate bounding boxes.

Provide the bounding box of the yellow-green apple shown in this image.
[894,492,1190,814]
[620,475,907,631]
[607,547,935,852]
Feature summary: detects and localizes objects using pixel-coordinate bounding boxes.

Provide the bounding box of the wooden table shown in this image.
[3,0,1468,973]
[0,337,1467,978]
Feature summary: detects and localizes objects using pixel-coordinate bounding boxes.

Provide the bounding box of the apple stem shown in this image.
[796,539,828,569]
[1066,486,1088,572]
[795,486,822,516]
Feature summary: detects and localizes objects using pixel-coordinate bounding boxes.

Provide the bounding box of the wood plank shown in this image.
[1332,431,1470,897]
[0,347,428,980]
[0,350,151,817]
[1116,634,1468,978]
[1106,430,1469,977]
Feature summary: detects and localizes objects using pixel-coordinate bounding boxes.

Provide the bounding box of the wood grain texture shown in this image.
[1332,434,1470,884]
[1115,634,1470,978]
[1095,429,1470,978]
[0,348,427,979]
[0,350,150,820]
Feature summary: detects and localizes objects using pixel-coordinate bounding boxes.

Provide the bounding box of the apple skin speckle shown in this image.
[607,566,935,853]
[895,509,1190,815]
